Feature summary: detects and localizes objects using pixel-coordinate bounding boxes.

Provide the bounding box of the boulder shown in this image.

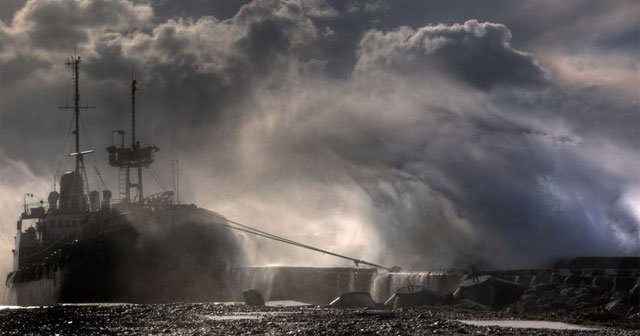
[243,289,265,307]
[384,285,445,308]
[528,283,555,296]
[453,275,524,309]
[329,292,377,308]
[560,287,575,297]
[585,285,607,296]
[563,274,581,287]
[549,272,562,284]
[514,275,532,289]
[614,277,639,292]
[605,299,629,316]
[529,272,550,286]
[517,298,542,315]
[628,282,639,306]
[592,276,614,291]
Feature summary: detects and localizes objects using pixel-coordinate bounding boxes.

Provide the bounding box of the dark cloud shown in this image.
[6,0,152,51]
[355,20,548,89]
[0,0,26,24]
[0,0,638,273]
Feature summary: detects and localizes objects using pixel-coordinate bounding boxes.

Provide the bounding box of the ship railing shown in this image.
[19,232,74,265]
[21,202,48,219]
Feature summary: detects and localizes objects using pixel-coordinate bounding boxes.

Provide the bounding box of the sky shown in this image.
[0,0,638,279]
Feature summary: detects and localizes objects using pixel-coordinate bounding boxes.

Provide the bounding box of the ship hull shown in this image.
[9,205,244,305]
[11,271,61,306]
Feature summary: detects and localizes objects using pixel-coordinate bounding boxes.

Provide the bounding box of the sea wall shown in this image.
[232,266,640,306]
[232,267,376,305]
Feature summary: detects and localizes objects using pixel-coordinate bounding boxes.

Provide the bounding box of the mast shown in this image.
[70,56,81,173]
[131,68,136,147]
[59,56,94,183]
[106,75,157,205]
[57,55,95,212]
[131,77,144,202]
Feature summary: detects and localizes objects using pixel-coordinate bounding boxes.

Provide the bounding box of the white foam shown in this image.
[59,303,138,307]
[458,320,598,331]
[266,300,311,307]
[0,305,42,310]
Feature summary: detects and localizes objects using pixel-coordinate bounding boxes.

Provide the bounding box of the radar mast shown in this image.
[58,55,95,207]
[106,75,158,204]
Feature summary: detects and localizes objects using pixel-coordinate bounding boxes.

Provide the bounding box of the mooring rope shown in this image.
[197,209,394,271]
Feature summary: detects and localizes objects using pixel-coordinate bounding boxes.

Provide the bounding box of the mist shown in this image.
[0,0,638,296]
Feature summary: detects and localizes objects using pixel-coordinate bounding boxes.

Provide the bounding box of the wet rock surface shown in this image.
[0,302,638,335]
[510,275,640,324]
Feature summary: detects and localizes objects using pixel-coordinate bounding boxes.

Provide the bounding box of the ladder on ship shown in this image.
[118,168,128,201]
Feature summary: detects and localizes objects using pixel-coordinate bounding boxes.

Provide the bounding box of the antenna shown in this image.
[106,70,158,205]
[57,55,96,211]
[58,56,95,173]
[172,160,180,204]
[131,72,143,202]
[131,67,136,147]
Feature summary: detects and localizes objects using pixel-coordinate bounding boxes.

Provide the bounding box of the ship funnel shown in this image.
[89,190,100,212]
[102,190,112,210]
[48,191,60,210]
[59,171,86,211]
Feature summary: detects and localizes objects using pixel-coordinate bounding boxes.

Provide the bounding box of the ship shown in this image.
[4,56,245,305]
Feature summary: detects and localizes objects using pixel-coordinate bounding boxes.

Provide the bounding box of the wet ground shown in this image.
[0,303,638,335]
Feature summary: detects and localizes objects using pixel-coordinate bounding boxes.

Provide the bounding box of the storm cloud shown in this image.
[0,0,638,282]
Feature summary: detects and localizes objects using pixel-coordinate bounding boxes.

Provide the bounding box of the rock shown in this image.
[530,271,550,285]
[628,282,639,306]
[384,285,445,308]
[542,299,567,311]
[560,288,575,297]
[458,299,492,310]
[585,285,607,296]
[329,292,377,308]
[243,289,265,307]
[549,272,562,284]
[610,290,629,303]
[591,276,614,291]
[528,283,555,296]
[519,294,534,302]
[614,277,638,292]
[563,274,581,287]
[514,274,531,289]
[453,275,524,309]
[605,300,629,316]
[517,298,542,314]
[575,293,593,303]
[564,298,579,309]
